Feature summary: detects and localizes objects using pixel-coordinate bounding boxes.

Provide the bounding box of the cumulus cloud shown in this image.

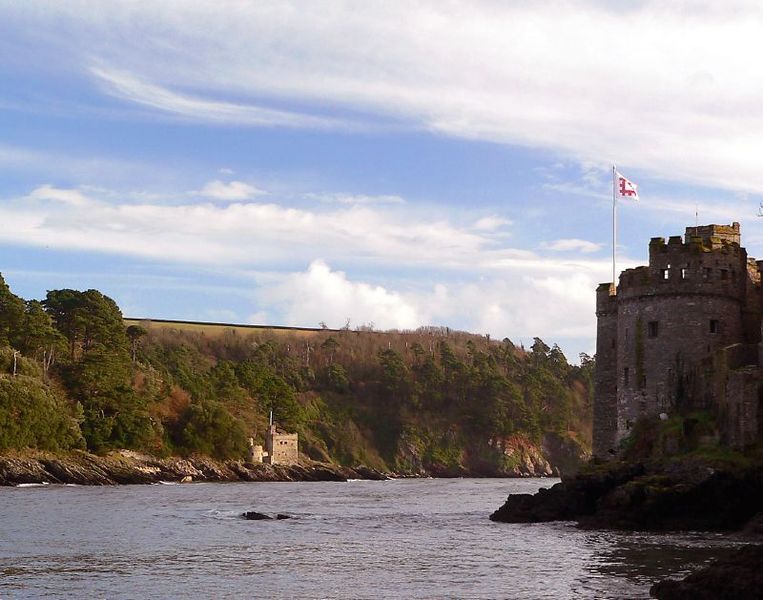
[199,180,266,201]
[9,2,763,192]
[262,260,422,330]
[254,261,603,358]
[540,239,602,253]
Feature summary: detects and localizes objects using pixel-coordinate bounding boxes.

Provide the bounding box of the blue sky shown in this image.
[2,1,762,361]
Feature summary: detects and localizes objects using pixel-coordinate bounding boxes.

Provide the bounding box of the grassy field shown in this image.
[124,317,335,339]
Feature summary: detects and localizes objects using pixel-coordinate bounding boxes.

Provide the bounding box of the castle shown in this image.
[248,422,299,465]
[594,222,763,458]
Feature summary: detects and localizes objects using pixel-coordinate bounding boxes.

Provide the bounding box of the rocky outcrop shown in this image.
[650,544,763,599]
[242,511,293,520]
[490,459,763,532]
[0,450,390,486]
[490,461,644,523]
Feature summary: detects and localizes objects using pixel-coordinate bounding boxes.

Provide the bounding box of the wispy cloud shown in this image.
[199,180,266,201]
[540,238,602,254]
[0,3,748,193]
[91,67,361,130]
[303,192,405,206]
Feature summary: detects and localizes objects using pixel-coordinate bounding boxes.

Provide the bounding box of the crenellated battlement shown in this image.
[615,226,749,302]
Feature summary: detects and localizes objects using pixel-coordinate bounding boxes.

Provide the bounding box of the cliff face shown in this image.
[390,429,588,478]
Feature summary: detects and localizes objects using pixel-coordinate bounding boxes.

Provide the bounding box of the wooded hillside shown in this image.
[0,273,593,475]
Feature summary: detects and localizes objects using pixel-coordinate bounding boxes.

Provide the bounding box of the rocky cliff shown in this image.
[0,449,387,486]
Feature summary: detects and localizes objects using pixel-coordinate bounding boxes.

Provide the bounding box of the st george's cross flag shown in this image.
[616,171,639,201]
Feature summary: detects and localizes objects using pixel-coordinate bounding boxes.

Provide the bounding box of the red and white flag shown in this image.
[616,171,639,200]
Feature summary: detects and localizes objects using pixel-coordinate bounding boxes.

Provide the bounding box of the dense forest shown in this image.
[0,273,593,475]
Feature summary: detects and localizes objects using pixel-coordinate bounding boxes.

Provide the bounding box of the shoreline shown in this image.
[0,449,562,486]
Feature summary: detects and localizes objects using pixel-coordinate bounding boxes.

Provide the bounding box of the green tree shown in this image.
[320,336,340,365]
[19,300,65,380]
[126,324,148,364]
[0,376,85,451]
[44,289,129,360]
[0,274,25,348]
[175,398,248,459]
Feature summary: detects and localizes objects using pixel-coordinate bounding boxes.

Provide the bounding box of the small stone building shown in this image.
[248,440,266,463]
[247,424,299,465]
[594,222,763,457]
[266,424,298,465]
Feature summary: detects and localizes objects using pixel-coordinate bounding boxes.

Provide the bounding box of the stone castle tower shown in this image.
[594,222,763,457]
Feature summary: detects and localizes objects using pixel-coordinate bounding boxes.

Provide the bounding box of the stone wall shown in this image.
[722,367,762,448]
[594,283,618,457]
[265,425,299,465]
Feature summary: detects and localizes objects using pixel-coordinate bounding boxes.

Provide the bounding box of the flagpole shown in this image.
[612,164,617,290]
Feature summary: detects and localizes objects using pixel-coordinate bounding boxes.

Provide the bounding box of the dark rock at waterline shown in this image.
[650,544,763,599]
[350,465,389,481]
[242,512,292,520]
[490,460,763,532]
[242,511,273,520]
[489,461,645,523]
[580,467,763,531]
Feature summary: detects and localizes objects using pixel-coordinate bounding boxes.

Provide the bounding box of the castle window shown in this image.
[661,268,670,280]
[681,266,689,279]
[647,321,659,338]
[702,267,711,280]
[640,374,646,389]
[709,319,720,334]
[624,367,629,386]
[721,269,728,280]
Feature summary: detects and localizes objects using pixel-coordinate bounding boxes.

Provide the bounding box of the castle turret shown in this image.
[593,222,762,458]
[593,283,618,457]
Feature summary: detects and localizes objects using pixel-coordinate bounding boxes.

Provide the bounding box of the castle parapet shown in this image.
[684,222,740,248]
[616,229,748,302]
[596,283,617,314]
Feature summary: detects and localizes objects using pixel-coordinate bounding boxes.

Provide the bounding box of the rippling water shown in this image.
[0,478,739,599]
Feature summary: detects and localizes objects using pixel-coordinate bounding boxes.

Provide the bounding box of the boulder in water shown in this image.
[242,511,272,520]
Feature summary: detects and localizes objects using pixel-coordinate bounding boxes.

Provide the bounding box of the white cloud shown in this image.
[0,180,621,357]
[262,260,421,330]
[27,184,91,207]
[541,239,602,253]
[473,216,511,231]
[304,192,405,206]
[0,185,511,268]
[10,1,763,193]
[199,180,266,201]
[254,261,603,358]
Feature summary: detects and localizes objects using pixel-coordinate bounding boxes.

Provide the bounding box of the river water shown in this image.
[0,478,740,599]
